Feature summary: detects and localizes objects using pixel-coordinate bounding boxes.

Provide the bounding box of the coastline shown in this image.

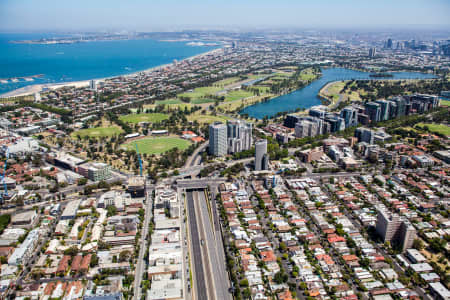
[0,47,222,98]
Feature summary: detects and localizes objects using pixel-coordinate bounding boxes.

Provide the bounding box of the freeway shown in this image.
[196,190,231,300]
[133,181,153,300]
[185,190,208,300]
[193,191,216,299]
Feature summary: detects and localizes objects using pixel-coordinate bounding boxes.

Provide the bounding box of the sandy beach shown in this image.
[0,47,222,98]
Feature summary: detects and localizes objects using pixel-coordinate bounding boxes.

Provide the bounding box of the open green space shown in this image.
[299,69,317,81]
[178,86,222,99]
[154,99,183,105]
[440,100,450,107]
[270,73,291,81]
[224,90,254,102]
[187,114,230,124]
[119,113,169,124]
[122,137,191,155]
[252,86,271,93]
[415,123,450,136]
[191,98,216,104]
[213,77,241,87]
[320,80,364,102]
[71,127,123,138]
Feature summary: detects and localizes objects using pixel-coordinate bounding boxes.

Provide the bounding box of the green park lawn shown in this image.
[154,99,183,105]
[119,113,169,124]
[213,77,241,87]
[122,137,191,155]
[178,86,222,99]
[71,127,123,138]
[252,86,271,93]
[190,98,216,104]
[187,114,230,124]
[224,90,254,102]
[299,68,317,81]
[416,123,450,136]
[440,100,450,107]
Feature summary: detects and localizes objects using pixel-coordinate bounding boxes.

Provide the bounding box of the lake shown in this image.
[239,67,437,119]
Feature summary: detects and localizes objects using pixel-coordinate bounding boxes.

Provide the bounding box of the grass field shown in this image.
[320,80,363,102]
[270,73,291,81]
[119,113,169,123]
[154,99,183,105]
[416,123,450,136]
[178,86,222,99]
[440,99,450,107]
[218,93,275,113]
[187,114,230,124]
[72,127,123,138]
[122,137,191,155]
[143,102,192,111]
[191,98,215,104]
[326,81,346,96]
[213,77,241,87]
[224,90,254,102]
[252,86,271,93]
[299,68,317,81]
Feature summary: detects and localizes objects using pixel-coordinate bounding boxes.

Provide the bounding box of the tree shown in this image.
[274,271,288,284]
[412,239,424,251]
[90,253,99,267]
[106,205,117,217]
[64,246,78,256]
[119,250,131,262]
[429,238,446,253]
[77,178,88,186]
[241,287,251,299]
[239,278,249,287]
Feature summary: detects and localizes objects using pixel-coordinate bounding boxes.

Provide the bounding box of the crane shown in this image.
[135,143,143,177]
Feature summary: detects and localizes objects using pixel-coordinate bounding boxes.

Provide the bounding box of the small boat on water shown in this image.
[0,80,8,84]
[24,78,34,81]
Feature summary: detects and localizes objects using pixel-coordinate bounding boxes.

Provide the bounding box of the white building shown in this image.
[8,229,41,266]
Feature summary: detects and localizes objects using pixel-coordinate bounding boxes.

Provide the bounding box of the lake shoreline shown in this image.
[239,68,438,119]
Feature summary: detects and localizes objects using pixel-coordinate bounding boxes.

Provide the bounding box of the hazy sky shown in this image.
[1,0,449,32]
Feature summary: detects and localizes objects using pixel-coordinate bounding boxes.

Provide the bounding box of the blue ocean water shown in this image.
[240,67,437,119]
[0,33,218,95]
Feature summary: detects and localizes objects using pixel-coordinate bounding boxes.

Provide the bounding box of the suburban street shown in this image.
[133,180,153,300]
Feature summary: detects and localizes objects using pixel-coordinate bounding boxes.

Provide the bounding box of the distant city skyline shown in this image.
[1,0,450,32]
